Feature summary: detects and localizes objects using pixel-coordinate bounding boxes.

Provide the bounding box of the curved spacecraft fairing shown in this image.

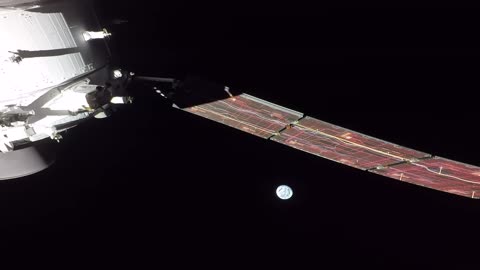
[0,0,132,179]
[0,143,56,180]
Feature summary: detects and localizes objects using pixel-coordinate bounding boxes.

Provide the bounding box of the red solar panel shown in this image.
[371,157,480,199]
[182,94,303,139]
[184,94,303,139]
[271,116,430,170]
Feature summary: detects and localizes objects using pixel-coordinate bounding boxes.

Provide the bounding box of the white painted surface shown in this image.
[0,10,87,107]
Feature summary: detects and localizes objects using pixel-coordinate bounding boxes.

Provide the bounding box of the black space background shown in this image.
[3,2,480,267]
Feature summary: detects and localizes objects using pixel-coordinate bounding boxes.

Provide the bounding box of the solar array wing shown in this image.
[179,94,480,199]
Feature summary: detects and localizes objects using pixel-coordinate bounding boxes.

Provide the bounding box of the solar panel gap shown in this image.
[368,155,435,172]
[367,160,411,172]
[267,115,307,140]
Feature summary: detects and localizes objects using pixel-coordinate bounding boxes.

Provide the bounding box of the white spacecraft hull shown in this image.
[0,0,130,179]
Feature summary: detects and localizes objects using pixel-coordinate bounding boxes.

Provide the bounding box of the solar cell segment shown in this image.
[182,94,303,139]
[371,157,480,199]
[271,116,430,170]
